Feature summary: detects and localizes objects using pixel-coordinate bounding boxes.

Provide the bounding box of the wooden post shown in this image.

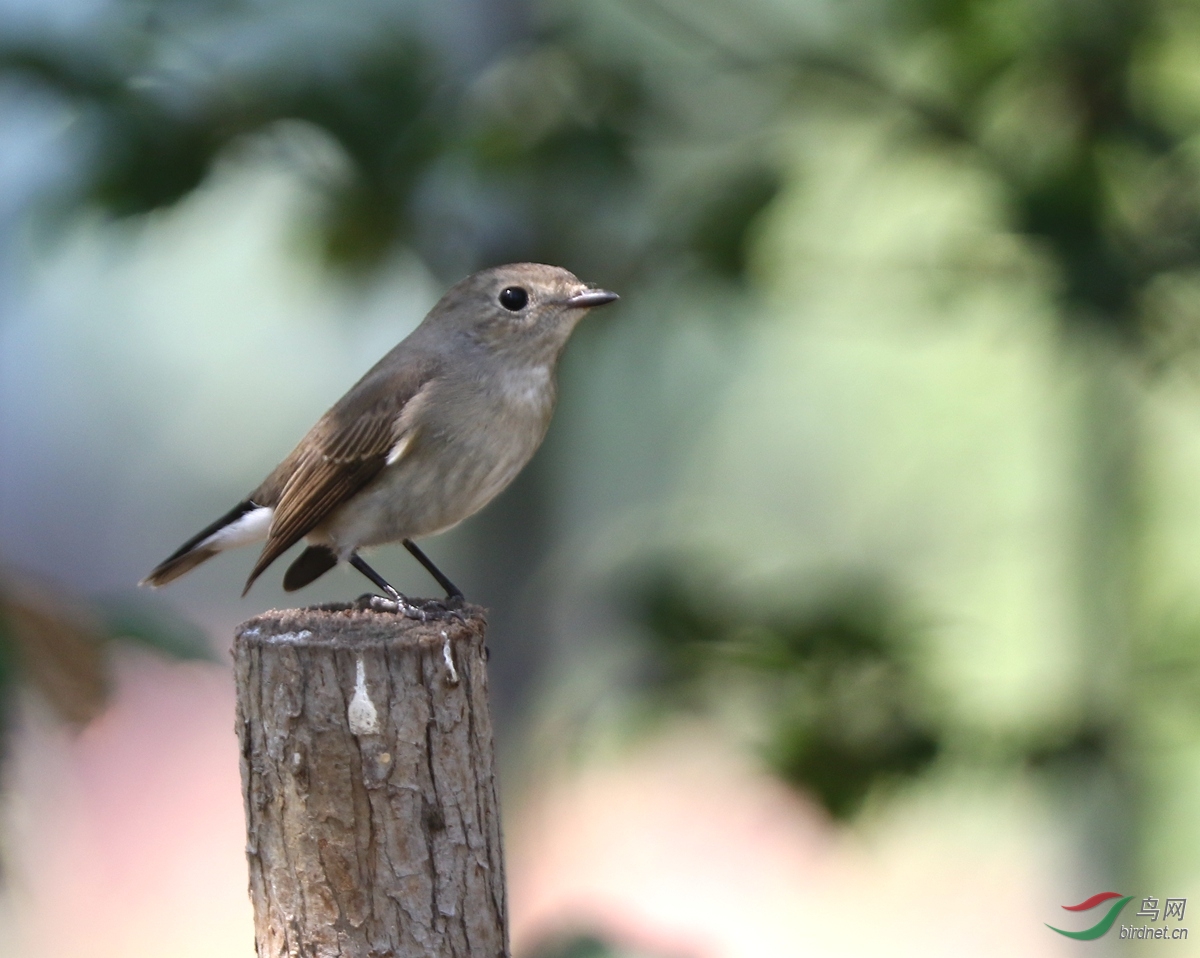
[232,603,507,958]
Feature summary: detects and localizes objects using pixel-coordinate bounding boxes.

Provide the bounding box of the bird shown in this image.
[141,263,618,614]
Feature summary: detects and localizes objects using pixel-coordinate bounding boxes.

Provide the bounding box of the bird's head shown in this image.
[428,263,619,365]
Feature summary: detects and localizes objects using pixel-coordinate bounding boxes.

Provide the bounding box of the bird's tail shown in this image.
[140,500,273,588]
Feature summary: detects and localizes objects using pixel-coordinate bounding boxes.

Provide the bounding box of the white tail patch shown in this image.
[200,505,273,551]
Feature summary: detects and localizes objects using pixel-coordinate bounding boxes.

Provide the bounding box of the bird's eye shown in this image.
[499,286,528,311]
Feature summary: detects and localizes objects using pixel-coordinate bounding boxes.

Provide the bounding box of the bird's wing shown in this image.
[242,360,438,594]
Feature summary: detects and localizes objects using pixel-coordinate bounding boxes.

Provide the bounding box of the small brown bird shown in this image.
[141,263,617,613]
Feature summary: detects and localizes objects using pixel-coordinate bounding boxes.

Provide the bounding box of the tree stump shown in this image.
[233,604,507,958]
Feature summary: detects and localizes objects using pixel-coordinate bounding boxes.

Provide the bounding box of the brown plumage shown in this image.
[242,358,438,593]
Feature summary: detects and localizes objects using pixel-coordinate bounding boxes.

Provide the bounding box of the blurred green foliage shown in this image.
[527,934,622,958]
[684,165,782,281]
[96,593,218,662]
[0,4,655,281]
[526,931,677,958]
[635,567,939,818]
[880,0,1200,341]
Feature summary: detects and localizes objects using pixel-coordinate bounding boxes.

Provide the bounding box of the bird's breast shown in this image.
[315,363,557,551]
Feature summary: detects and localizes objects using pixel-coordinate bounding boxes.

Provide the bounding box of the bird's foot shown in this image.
[363,591,466,623]
[366,591,427,620]
[419,594,468,624]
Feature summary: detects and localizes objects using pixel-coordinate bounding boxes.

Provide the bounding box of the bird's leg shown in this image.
[349,553,426,619]
[349,551,465,621]
[403,539,464,604]
[349,552,401,599]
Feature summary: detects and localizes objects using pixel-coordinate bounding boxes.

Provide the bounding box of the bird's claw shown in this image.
[365,593,467,623]
[367,593,425,620]
[413,595,468,623]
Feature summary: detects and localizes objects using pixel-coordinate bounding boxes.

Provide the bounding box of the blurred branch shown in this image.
[0,569,110,728]
[0,564,215,740]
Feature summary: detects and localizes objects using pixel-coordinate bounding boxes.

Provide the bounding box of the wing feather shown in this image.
[242,359,438,594]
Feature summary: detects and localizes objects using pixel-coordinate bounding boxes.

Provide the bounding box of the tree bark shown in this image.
[233,604,507,958]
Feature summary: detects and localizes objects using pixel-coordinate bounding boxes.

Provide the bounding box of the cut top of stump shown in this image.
[234,603,488,652]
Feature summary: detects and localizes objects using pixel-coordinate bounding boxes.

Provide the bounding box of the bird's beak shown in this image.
[564,288,619,309]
